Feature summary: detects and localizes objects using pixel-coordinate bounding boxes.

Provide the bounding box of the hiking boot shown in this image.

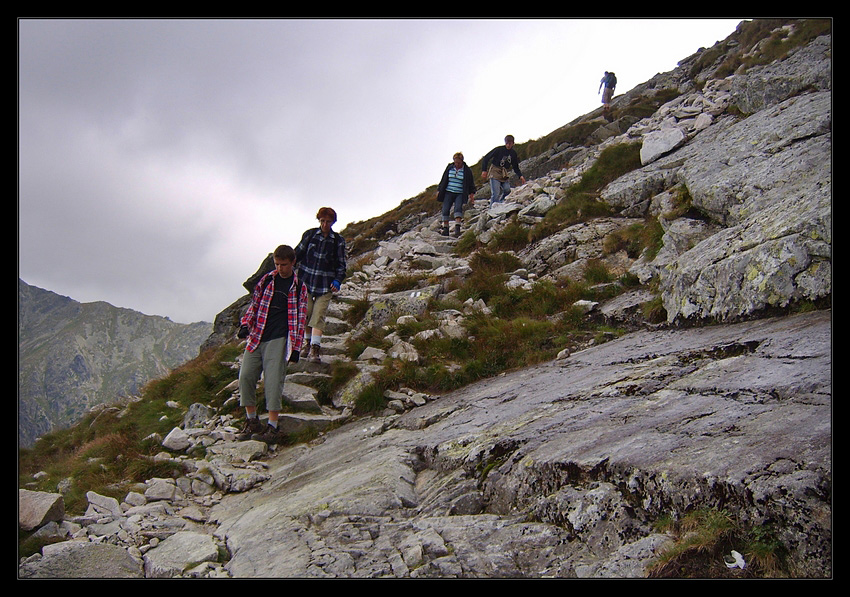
[252,423,284,445]
[308,344,322,363]
[235,417,264,441]
[440,224,449,236]
[453,224,461,238]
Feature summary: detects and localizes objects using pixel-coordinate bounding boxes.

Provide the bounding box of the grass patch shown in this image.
[383,272,429,293]
[314,360,359,405]
[455,250,522,304]
[583,259,614,285]
[340,296,371,327]
[649,508,791,578]
[609,88,683,122]
[454,229,480,256]
[603,217,665,261]
[530,142,642,242]
[341,188,441,259]
[706,18,831,81]
[353,264,613,407]
[489,217,531,252]
[354,382,389,413]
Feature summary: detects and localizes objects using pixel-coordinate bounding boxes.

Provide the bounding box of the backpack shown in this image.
[243,253,275,292]
[244,255,302,300]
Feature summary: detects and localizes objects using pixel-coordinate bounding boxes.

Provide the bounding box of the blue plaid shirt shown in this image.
[295,228,347,296]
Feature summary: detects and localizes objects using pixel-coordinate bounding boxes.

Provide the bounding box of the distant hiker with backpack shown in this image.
[295,207,347,363]
[235,244,308,444]
[599,71,617,110]
[436,152,477,238]
[481,135,526,204]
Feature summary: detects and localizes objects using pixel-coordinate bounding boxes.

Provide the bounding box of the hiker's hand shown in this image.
[237,325,250,339]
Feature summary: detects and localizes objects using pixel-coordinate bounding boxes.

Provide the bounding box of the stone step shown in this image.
[277,411,348,435]
[311,334,347,355]
[281,381,321,414]
[319,315,350,336]
[286,370,331,387]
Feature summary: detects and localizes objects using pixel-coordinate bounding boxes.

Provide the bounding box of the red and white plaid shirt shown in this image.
[240,271,308,355]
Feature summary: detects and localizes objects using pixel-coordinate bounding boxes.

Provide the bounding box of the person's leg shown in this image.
[306,293,324,352]
[305,293,315,339]
[236,347,265,439]
[251,337,287,444]
[260,336,287,422]
[441,195,452,235]
[499,180,512,202]
[452,193,464,237]
[489,176,502,203]
[307,292,333,362]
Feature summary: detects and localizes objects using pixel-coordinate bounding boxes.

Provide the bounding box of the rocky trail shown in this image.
[20,22,832,578]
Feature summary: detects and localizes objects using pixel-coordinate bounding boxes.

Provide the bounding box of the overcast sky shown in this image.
[18,18,743,324]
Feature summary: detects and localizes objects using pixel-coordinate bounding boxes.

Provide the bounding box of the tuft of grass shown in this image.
[489,217,531,252]
[530,142,642,242]
[340,296,371,327]
[609,88,683,122]
[455,250,522,304]
[454,229,480,256]
[649,508,791,578]
[314,360,359,406]
[354,382,389,413]
[603,218,665,261]
[583,259,614,284]
[642,296,668,323]
[383,273,429,293]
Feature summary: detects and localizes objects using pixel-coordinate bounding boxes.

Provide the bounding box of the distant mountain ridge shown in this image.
[18,279,211,447]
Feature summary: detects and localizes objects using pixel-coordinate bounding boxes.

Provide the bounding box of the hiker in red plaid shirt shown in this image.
[234,244,308,444]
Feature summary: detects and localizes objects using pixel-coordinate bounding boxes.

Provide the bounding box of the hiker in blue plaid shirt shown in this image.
[295,207,347,363]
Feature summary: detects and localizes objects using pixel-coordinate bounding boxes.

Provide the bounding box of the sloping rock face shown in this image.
[211,310,830,578]
[657,91,831,322]
[599,34,832,324]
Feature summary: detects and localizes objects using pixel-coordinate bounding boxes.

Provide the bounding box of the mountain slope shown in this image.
[18,279,211,447]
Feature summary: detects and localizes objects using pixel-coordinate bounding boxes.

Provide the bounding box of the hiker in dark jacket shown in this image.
[295,207,347,363]
[436,152,477,238]
[481,135,526,203]
[599,71,617,109]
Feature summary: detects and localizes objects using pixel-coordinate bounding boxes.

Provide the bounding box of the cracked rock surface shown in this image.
[212,310,831,578]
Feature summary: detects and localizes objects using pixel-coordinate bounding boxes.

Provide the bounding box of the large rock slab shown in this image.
[662,91,831,322]
[352,285,443,334]
[730,34,831,115]
[640,127,686,165]
[19,541,144,578]
[210,310,831,578]
[143,531,220,578]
